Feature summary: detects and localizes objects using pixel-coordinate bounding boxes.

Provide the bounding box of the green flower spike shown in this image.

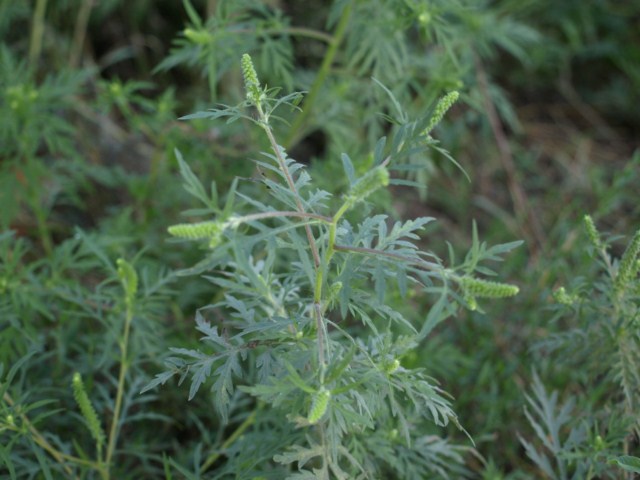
[460,276,519,299]
[241,53,262,106]
[583,215,603,250]
[168,221,225,248]
[346,166,389,205]
[72,373,105,447]
[307,387,331,424]
[424,91,459,136]
[615,229,640,292]
[553,286,577,306]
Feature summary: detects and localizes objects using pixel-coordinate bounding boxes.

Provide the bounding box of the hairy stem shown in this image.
[253,97,327,366]
[259,117,321,270]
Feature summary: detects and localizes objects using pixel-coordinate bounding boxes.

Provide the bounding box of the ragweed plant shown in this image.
[0,232,174,478]
[159,0,539,177]
[522,215,640,479]
[145,54,521,478]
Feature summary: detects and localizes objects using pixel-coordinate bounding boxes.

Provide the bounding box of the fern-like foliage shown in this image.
[145,54,520,478]
[526,216,640,478]
[520,372,589,480]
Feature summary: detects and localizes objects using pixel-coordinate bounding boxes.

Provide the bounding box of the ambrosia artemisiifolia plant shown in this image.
[144,54,521,478]
[521,215,640,479]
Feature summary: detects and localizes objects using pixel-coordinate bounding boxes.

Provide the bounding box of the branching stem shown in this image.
[258,113,321,269]
[253,94,329,369]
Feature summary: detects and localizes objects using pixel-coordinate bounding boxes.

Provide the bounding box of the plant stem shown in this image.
[69,0,93,68]
[313,200,350,309]
[314,302,326,370]
[19,157,52,254]
[30,196,53,256]
[29,0,48,68]
[284,1,352,149]
[259,113,321,270]
[208,46,218,102]
[200,408,258,473]
[104,296,134,475]
[276,26,333,44]
[255,94,327,365]
[310,199,367,370]
[473,51,545,260]
[207,0,217,18]
[325,202,351,268]
[235,26,333,44]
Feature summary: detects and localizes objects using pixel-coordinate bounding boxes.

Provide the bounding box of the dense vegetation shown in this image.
[1,1,639,478]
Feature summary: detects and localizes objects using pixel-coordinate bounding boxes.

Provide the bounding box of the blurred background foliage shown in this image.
[0,0,638,477]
